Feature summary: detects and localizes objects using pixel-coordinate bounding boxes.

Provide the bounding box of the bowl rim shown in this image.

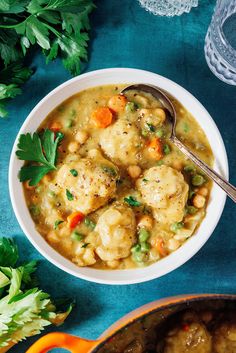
[8,67,228,285]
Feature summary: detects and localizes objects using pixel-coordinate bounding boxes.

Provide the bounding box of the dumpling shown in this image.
[94,203,136,262]
[99,119,142,166]
[212,320,236,353]
[162,311,212,353]
[55,149,119,214]
[136,165,188,224]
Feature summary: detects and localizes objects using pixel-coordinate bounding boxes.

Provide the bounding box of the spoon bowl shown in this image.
[122,83,236,203]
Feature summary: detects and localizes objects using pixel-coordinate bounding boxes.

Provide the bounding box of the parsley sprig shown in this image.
[0,0,95,117]
[16,128,63,185]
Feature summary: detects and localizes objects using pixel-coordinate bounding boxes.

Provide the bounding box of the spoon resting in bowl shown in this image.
[121,84,236,203]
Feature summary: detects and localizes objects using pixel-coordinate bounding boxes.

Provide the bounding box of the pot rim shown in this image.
[93,293,236,352]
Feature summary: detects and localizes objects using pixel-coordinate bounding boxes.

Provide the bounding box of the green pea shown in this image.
[30,205,40,217]
[71,231,84,241]
[163,144,171,155]
[141,129,148,137]
[125,102,137,112]
[184,165,195,173]
[132,250,145,263]
[84,217,96,230]
[170,222,184,233]
[131,244,141,253]
[35,186,42,193]
[65,119,73,128]
[155,128,164,138]
[48,190,56,198]
[186,206,198,215]
[192,174,205,186]
[183,122,190,133]
[138,228,150,242]
[140,242,150,253]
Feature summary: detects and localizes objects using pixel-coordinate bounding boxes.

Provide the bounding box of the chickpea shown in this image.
[68,141,79,153]
[154,108,166,122]
[167,238,180,251]
[172,160,183,171]
[197,186,208,197]
[137,215,153,230]
[107,260,120,269]
[75,130,89,144]
[47,230,59,245]
[193,194,206,208]
[42,174,51,183]
[127,165,142,179]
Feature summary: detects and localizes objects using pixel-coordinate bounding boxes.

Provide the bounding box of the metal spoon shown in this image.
[121,84,236,203]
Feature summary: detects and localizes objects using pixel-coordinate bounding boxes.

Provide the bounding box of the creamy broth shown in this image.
[23,84,213,270]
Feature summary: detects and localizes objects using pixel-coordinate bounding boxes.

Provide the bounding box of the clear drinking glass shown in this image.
[138,0,198,17]
[205,0,236,85]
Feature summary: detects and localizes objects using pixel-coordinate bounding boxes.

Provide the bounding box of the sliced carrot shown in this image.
[155,239,168,257]
[91,107,113,128]
[182,324,190,332]
[49,121,62,132]
[147,137,163,160]
[67,211,84,229]
[108,94,127,113]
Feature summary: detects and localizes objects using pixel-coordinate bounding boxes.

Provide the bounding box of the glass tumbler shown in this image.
[138,0,198,17]
[205,0,236,85]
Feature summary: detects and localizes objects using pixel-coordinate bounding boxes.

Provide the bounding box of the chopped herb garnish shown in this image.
[71,231,84,242]
[163,144,171,155]
[70,169,78,177]
[66,189,74,201]
[146,123,155,132]
[84,217,96,230]
[54,220,64,230]
[156,160,164,166]
[124,196,142,207]
[16,129,64,186]
[101,165,117,177]
[142,178,149,182]
[81,243,90,248]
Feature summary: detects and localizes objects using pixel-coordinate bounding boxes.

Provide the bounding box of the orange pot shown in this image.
[26,293,236,353]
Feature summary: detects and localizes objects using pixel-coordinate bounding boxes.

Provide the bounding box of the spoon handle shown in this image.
[171,136,236,203]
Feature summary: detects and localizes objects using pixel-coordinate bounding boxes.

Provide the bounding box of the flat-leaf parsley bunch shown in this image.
[0,0,95,118]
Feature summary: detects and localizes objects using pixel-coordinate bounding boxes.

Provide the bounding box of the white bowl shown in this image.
[9,68,228,285]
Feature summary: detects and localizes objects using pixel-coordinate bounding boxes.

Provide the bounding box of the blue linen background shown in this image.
[0,1,236,352]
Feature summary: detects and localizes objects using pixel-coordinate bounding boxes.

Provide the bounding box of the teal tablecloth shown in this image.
[1,1,236,352]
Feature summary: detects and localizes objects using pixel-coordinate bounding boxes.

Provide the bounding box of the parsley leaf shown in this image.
[16,129,63,185]
[124,196,142,207]
[0,237,18,267]
[0,0,95,117]
[66,189,74,201]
